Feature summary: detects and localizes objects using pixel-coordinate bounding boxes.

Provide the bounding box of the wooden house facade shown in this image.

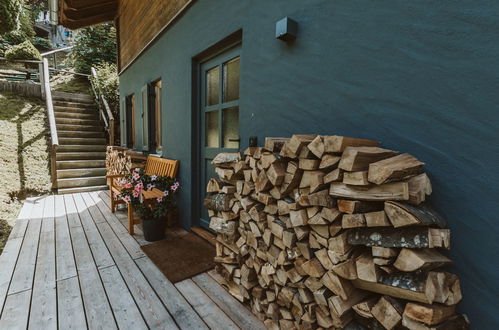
[58,0,499,328]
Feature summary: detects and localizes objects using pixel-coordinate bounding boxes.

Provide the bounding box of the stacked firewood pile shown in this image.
[105,146,147,175]
[204,134,468,330]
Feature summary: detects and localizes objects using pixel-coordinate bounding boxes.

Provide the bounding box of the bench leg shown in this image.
[127,204,134,235]
[110,189,116,212]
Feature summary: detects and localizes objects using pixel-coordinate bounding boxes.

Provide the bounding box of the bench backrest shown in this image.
[144,156,179,178]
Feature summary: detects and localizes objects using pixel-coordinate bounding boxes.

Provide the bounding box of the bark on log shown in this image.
[347,227,451,249]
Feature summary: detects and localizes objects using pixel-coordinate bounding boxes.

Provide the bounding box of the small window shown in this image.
[125,94,135,148]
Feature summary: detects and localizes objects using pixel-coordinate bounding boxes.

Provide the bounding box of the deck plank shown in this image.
[72,193,114,269]
[63,194,82,228]
[0,290,32,330]
[8,197,45,295]
[57,276,87,330]
[55,195,77,280]
[0,237,23,316]
[135,257,209,329]
[175,279,239,330]
[81,198,178,330]
[65,195,117,330]
[193,272,266,330]
[99,265,148,330]
[84,192,145,259]
[7,198,34,239]
[29,195,57,330]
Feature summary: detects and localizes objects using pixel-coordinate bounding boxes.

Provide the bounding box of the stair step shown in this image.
[58,130,105,138]
[53,105,98,114]
[56,118,101,126]
[56,124,103,132]
[59,137,107,145]
[57,145,107,152]
[54,111,99,120]
[58,185,109,195]
[52,91,93,103]
[57,167,107,179]
[53,101,95,109]
[56,151,106,161]
[57,176,107,189]
[57,159,105,169]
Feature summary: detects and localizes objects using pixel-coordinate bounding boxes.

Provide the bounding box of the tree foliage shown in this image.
[0,0,23,35]
[91,62,119,118]
[69,23,117,73]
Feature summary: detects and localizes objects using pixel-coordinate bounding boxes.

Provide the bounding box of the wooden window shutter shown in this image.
[120,98,126,147]
[147,83,156,152]
[141,85,149,151]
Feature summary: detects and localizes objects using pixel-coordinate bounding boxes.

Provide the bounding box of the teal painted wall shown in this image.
[119,0,499,327]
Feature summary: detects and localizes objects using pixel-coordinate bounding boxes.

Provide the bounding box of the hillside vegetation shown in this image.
[0,92,51,253]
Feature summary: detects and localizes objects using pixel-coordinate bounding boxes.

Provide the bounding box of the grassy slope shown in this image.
[0,92,51,253]
[52,72,91,94]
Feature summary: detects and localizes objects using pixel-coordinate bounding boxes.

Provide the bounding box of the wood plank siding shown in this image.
[117,0,192,71]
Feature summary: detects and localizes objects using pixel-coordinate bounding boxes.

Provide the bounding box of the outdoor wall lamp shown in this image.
[276,17,298,42]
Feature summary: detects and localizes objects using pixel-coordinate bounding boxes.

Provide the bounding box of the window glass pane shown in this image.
[142,88,148,149]
[206,66,219,106]
[223,57,240,102]
[205,110,219,147]
[223,106,239,148]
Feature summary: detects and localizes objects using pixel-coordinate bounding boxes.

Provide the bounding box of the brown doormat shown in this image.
[141,233,215,283]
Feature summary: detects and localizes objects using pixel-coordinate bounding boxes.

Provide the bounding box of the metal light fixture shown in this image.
[276,17,298,42]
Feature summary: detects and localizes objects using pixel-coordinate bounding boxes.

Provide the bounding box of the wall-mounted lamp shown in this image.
[275,17,298,42]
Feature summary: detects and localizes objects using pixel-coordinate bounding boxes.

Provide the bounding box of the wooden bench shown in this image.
[107,156,179,235]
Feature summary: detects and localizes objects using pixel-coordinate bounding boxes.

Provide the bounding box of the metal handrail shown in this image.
[90,67,115,146]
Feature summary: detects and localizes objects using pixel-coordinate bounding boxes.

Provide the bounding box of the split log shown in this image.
[365,211,391,227]
[372,247,398,258]
[402,314,469,330]
[329,182,409,201]
[339,147,399,172]
[347,227,451,249]
[356,254,380,282]
[313,286,333,307]
[328,231,351,254]
[204,193,232,211]
[286,134,317,156]
[352,271,462,305]
[206,178,228,192]
[331,258,357,280]
[342,214,366,228]
[403,302,456,326]
[300,170,325,192]
[408,173,432,205]
[352,297,378,319]
[371,296,404,330]
[343,171,369,185]
[301,258,326,278]
[290,209,308,227]
[338,200,384,214]
[307,135,325,158]
[323,135,380,153]
[324,168,343,183]
[209,217,237,236]
[328,289,368,318]
[255,171,273,192]
[319,154,341,170]
[384,201,446,228]
[322,271,355,300]
[315,248,334,270]
[368,153,425,184]
[297,189,335,207]
[298,158,320,170]
[260,153,277,169]
[321,207,342,223]
[394,248,451,272]
[267,162,286,186]
[212,152,241,166]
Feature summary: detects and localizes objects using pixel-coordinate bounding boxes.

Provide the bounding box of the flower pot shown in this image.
[142,216,166,242]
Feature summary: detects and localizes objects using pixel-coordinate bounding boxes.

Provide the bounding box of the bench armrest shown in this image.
[106,174,125,179]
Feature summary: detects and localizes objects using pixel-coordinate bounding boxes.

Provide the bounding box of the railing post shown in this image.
[42,57,59,189]
[39,62,45,99]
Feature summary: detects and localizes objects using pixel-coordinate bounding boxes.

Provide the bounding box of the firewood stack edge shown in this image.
[204,134,469,330]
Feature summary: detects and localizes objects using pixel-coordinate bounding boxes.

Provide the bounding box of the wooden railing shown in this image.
[90,67,115,146]
[39,57,59,189]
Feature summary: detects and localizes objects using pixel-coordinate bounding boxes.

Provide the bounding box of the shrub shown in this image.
[0,0,23,34]
[91,62,119,118]
[5,40,41,61]
[31,36,52,50]
[69,23,116,73]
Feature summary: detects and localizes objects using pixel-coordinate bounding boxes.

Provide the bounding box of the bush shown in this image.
[5,40,41,61]
[0,0,22,35]
[31,37,52,50]
[69,23,117,73]
[91,62,119,118]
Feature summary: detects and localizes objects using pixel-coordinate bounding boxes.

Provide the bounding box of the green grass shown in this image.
[52,72,91,94]
[0,92,51,253]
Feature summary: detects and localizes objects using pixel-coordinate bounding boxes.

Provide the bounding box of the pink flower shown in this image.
[123,195,131,203]
[156,197,163,203]
[134,184,143,192]
[119,179,127,185]
[151,175,157,181]
[163,190,169,196]
[171,182,180,192]
[125,183,132,189]
[132,191,139,198]
[147,184,155,190]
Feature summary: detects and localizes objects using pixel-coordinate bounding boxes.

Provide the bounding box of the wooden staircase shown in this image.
[53,92,108,194]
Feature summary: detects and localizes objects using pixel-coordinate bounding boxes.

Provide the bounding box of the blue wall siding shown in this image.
[119,1,499,327]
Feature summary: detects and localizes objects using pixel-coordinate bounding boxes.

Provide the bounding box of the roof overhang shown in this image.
[58,0,118,29]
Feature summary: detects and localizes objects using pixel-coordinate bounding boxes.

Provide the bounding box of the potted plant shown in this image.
[119,168,180,241]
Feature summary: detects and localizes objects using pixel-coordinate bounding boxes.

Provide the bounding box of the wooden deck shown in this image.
[0,191,265,330]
